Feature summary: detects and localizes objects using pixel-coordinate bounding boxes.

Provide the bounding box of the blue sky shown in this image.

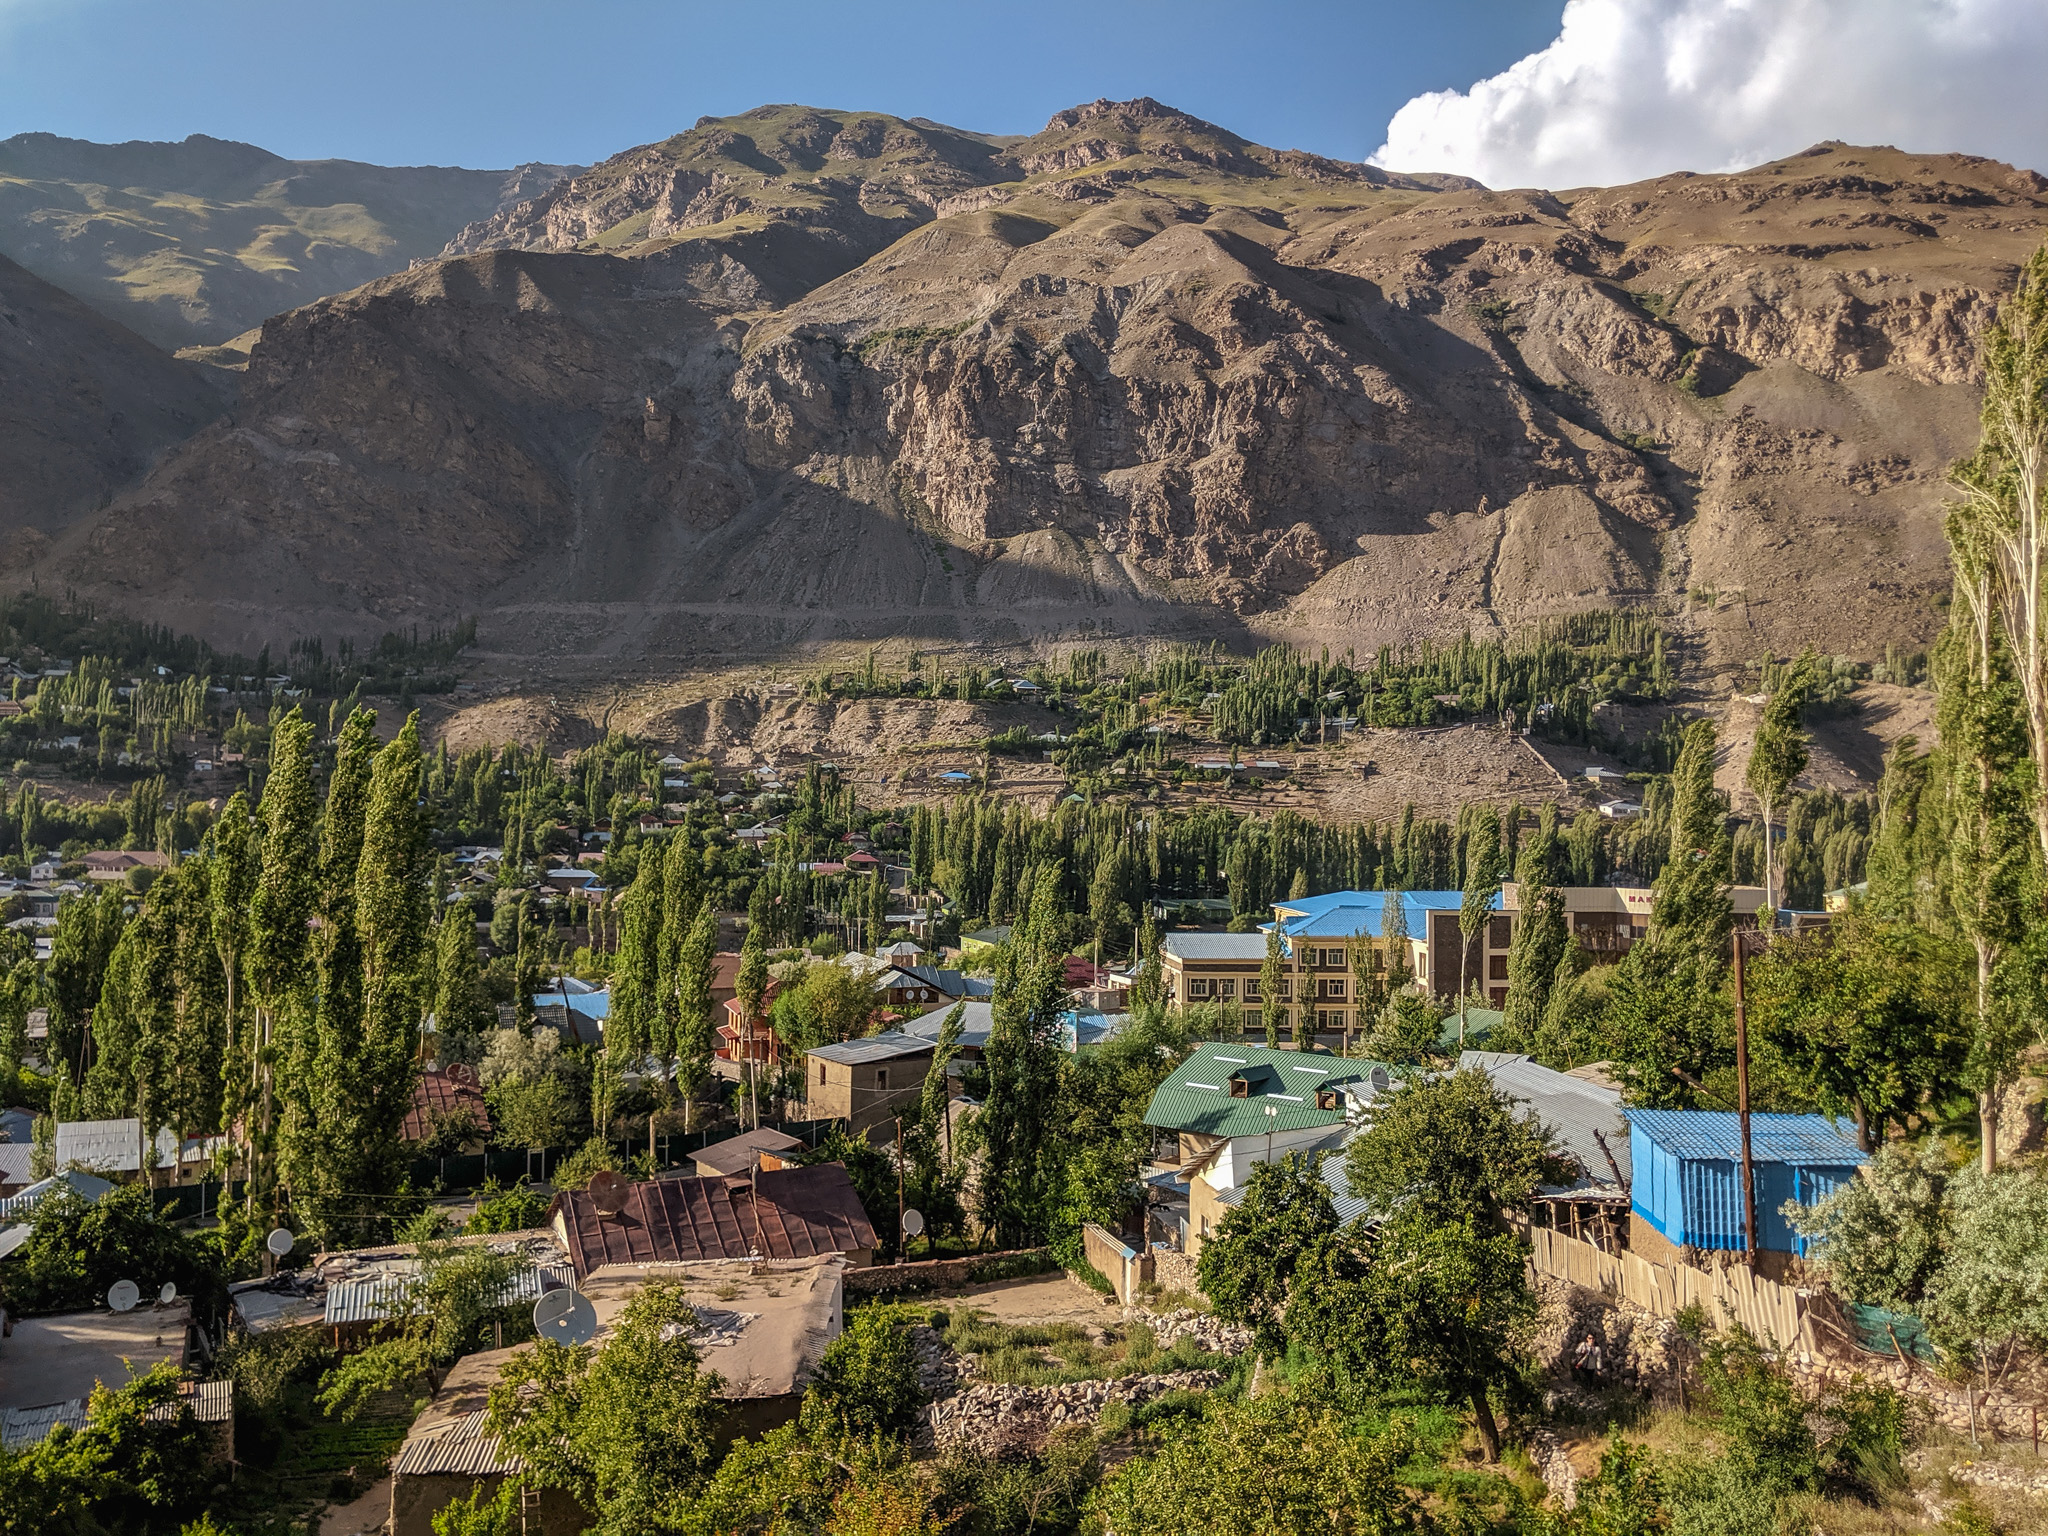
[0,0,1568,170]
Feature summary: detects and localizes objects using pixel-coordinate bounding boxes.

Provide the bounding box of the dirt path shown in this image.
[926,1273,1123,1325]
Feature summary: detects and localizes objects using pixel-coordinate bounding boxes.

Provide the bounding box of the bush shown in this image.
[801,1307,927,1441]
[1696,1328,1817,1497]
[466,1179,551,1234]
[1,1183,210,1317]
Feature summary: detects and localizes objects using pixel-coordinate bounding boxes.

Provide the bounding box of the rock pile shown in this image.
[908,1325,970,1397]
[930,1371,1224,1456]
[1133,1308,1253,1356]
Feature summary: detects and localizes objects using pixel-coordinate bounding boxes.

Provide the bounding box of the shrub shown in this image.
[802,1307,927,1441]
[466,1178,552,1234]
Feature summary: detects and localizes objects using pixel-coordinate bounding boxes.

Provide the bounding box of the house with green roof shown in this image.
[1143,1041,1394,1254]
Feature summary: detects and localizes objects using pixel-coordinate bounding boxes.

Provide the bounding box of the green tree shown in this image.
[970,865,1071,1247]
[606,856,661,1143]
[734,899,770,1129]
[204,791,258,1151]
[1089,1393,1428,1536]
[433,906,496,1063]
[1381,887,1413,991]
[1747,918,1969,1147]
[671,899,717,1135]
[1791,1138,1957,1311]
[1501,881,1568,1045]
[1456,808,1503,1033]
[1195,1150,1336,1358]
[486,1280,727,1536]
[1920,1162,2048,1363]
[1258,921,1285,1047]
[0,1361,215,1536]
[245,710,319,1213]
[3,1182,205,1316]
[1342,1067,1553,1229]
[801,1306,928,1441]
[1948,242,2048,872]
[1746,652,1816,914]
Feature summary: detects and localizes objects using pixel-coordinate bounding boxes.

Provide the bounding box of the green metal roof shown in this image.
[1143,1041,1371,1138]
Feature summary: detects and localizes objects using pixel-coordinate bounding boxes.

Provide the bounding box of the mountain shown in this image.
[23,102,2048,670]
[0,250,221,556]
[0,132,580,349]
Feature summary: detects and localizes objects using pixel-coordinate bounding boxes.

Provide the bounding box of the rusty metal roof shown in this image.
[552,1164,877,1278]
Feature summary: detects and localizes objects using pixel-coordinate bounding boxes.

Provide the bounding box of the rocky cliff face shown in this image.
[32,104,2047,671]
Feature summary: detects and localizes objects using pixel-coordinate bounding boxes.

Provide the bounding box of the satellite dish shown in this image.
[266,1226,296,1258]
[901,1208,926,1238]
[533,1288,598,1348]
[107,1279,140,1313]
[158,1282,177,1305]
[588,1171,628,1219]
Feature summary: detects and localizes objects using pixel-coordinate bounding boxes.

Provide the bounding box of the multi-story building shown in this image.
[1160,882,1771,1027]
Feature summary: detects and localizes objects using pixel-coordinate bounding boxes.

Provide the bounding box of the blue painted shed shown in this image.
[1625,1110,1866,1256]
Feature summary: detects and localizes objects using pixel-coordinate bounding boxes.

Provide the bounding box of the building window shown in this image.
[1244,978,1261,1001]
[818,1063,827,1085]
[1189,978,1211,999]
[876,1069,888,1089]
[1220,978,1237,999]
[1278,981,1292,1001]
[1488,954,1509,981]
[1316,1009,1346,1030]
[1318,978,1345,1000]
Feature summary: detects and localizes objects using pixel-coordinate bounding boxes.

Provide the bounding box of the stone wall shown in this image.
[930,1372,1223,1456]
[843,1248,1055,1296]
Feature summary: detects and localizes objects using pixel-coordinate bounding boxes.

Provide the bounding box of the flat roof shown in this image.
[0,1300,190,1409]
[808,1031,934,1066]
[693,1127,806,1176]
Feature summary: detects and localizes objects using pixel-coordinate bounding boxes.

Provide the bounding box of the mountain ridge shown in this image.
[0,130,581,347]
[9,103,2041,678]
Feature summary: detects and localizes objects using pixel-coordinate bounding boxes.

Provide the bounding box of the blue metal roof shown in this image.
[1268,889,1491,940]
[1623,1109,1867,1166]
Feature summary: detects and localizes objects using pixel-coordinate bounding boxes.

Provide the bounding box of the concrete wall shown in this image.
[1081,1223,1155,1304]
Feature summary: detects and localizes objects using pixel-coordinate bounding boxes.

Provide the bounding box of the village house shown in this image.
[549,1164,877,1276]
[800,1032,935,1135]
[1142,1041,1390,1254]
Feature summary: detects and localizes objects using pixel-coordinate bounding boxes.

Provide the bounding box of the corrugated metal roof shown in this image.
[1143,1042,1370,1138]
[693,1127,805,1177]
[1623,1109,1867,1166]
[553,1164,877,1279]
[1459,1051,1630,1192]
[1216,1146,1383,1231]
[808,1031,933,1066]
[0,1168,114,1218]
[903,1001,994,1048]
[1159,933,1267,961]
[1268,890,1477,940]
[51,1120,222,1174]
[391,1410,525,1478]
[323,1262,573,1326]
[0,1378,231,1450]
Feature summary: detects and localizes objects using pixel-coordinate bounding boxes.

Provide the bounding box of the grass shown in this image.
[932,1308,1230,1386]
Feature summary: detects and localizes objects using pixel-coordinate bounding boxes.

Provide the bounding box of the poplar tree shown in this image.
[672,899,717,1135]
[734,899,770,1129]
[432,904,495,1062]
[606,856,661,1102]
[1259,923,1286,1048]
[247,711,319,1211]
[1500,883,1568,1045]
[206,793,258,1145]
[972,866,1070,1246]
[653,835,701,1118]
[346,714,432,1223]
[1949,243,2048,870]
[1456,807,1503,1040]
[1746,653,1816,914]
[1382,888,1413,991]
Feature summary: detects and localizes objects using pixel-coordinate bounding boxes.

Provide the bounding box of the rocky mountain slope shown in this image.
[22,100,2048,671]
[0,251,222,543]
[0,133,578,349]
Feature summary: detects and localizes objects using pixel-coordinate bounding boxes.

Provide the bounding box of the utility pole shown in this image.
[1733,929,1758,1266]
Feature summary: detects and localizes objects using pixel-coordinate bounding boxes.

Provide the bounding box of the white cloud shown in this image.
[1372,0,2048,189]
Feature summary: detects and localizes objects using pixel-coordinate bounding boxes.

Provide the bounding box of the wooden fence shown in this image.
[1529,1226,1819,1361]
